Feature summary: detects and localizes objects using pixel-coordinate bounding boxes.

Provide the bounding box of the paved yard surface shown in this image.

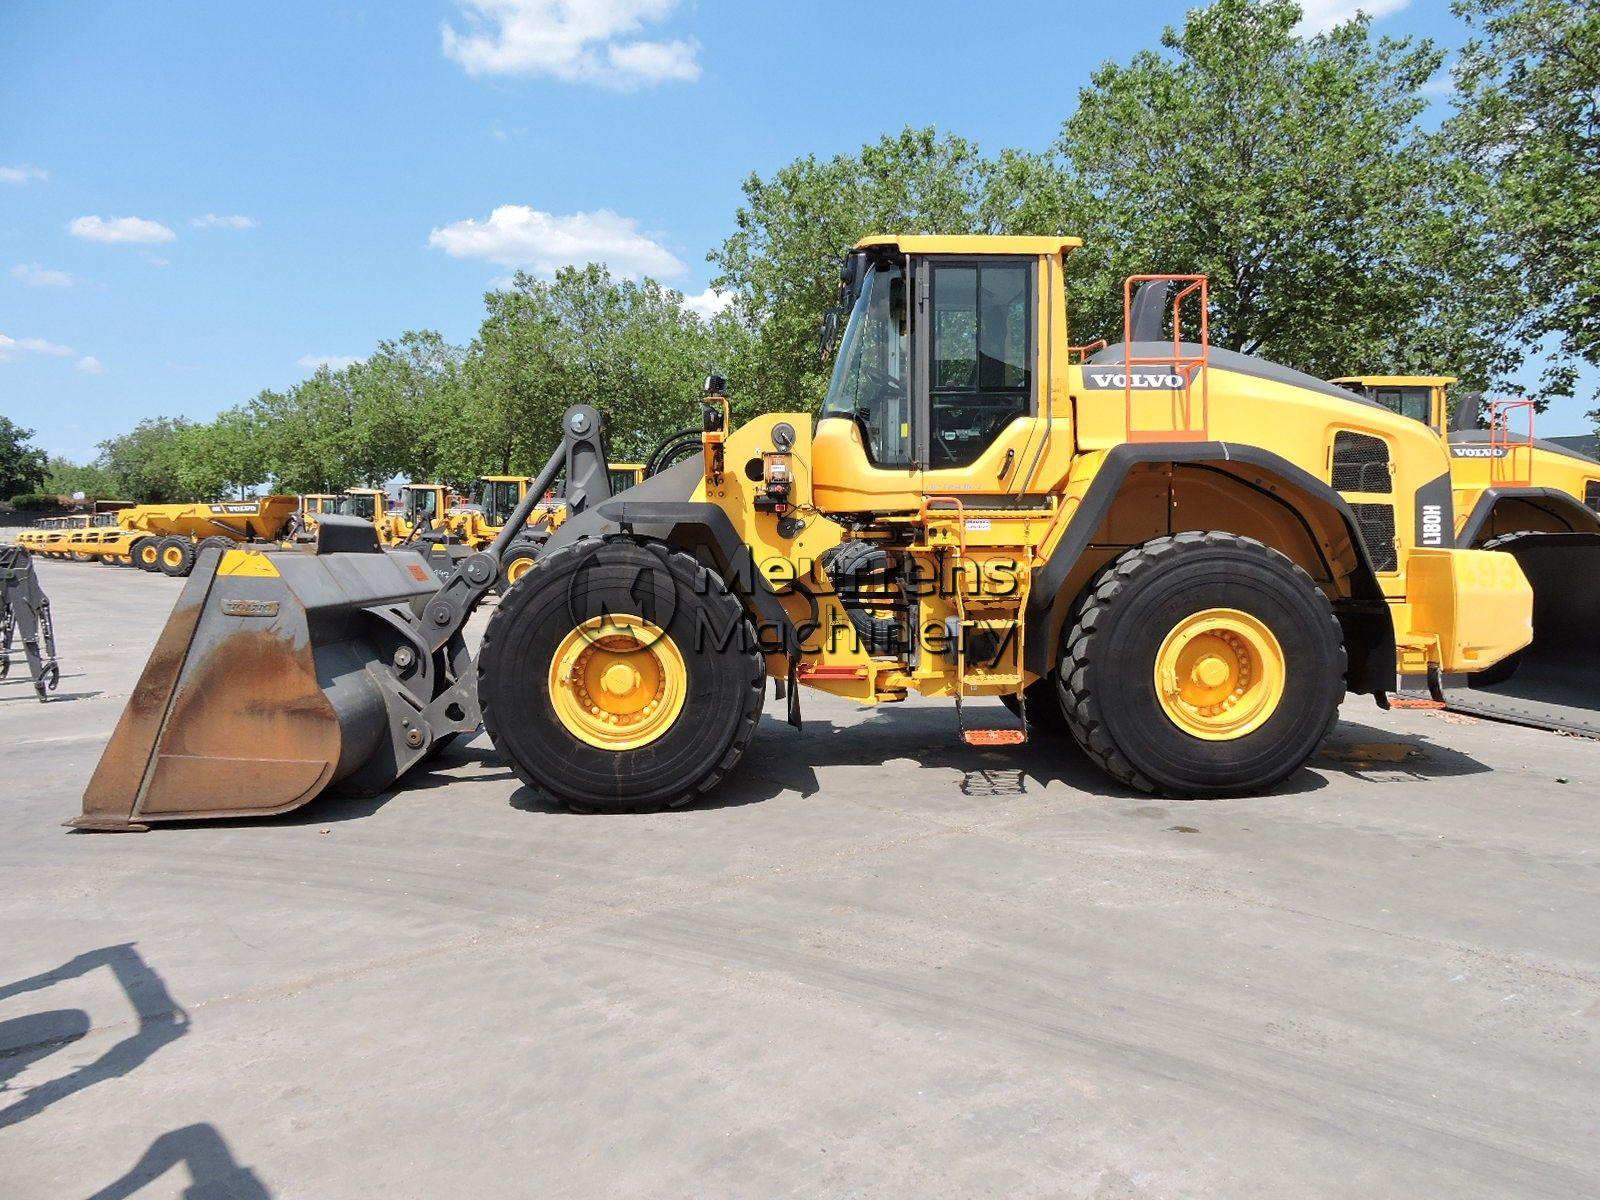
[2,557,1597,1199]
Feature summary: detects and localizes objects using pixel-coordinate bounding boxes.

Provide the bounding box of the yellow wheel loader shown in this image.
[74,236,1534,830]
[1334,375,1600,735]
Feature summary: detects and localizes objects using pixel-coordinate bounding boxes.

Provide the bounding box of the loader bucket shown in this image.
[1442,531,1600,738]
[72,528,447,830]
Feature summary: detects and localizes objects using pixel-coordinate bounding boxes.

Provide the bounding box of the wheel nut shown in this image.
[405,729,424,748]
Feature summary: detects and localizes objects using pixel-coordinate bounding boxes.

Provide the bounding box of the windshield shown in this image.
[484,480,521,524]
[820,261,911,466]
[339,493,376,520]
[407,488,439,521]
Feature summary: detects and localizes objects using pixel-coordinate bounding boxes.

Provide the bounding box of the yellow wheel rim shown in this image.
[140,545,157,565]
[1153,607,1286,741]
[506,556,534,585]
[162,545,183,568]
[549,614,687,750]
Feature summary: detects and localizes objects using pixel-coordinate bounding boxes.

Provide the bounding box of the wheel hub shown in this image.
[1154,608,1286,740]
[549,615,686,750]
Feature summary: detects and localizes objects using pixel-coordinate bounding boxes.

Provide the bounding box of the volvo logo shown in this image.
[1084,370,1190,390]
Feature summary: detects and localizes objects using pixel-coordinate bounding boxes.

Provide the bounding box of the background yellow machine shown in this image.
[1335,374,1600,734]
[76,235,1533,829]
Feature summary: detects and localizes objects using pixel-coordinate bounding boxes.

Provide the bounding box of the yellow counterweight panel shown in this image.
[1396,547,1533,675]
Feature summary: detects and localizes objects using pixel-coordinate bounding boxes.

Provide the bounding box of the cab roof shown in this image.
[1330,374,1458,387]
[855,234,1083,257]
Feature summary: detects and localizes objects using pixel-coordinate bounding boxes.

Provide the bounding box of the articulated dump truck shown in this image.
[73,235,1535,830]
[1334,375,1600,736]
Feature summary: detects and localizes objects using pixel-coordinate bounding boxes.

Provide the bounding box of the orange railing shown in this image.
[1488,398,1536,488]
[1122,275,1210,443]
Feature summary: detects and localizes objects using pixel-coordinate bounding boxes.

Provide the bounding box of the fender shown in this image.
[592,497,801,656]
[1456,486,1600,547]
[1022,441,1394,691]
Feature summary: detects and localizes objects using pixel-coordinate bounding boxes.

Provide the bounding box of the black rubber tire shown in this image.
[156,536,196,577]
[999,676,1072,735]
[1058,531,1345,798]
[195,535,235,564]
[131,537,161,571]
[496,542,543,595]
[479,536,764,813]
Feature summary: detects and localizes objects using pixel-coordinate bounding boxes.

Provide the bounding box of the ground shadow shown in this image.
[1314,717,1492,782]
[505,702,1173,815]
[0,943,189,1130]
[84,1123,271,1199]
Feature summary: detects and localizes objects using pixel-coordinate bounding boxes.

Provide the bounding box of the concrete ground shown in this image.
[2,557,1597,1200]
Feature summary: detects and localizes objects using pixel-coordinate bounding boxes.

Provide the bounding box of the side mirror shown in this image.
[818,306,846,363]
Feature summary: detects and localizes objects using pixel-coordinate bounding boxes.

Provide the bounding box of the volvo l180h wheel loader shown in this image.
[73,235,1535,829]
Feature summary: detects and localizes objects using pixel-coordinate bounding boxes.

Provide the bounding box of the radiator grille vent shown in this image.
[1352,503,1398,571]
[1585,481,1599,513]
[1332,431,1392,494]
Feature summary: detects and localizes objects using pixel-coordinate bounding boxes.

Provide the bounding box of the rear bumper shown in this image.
[1394,548,1533,676]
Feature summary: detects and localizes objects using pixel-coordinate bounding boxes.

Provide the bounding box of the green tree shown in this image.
[711,127,1002,412]
[43,455,119,499]
[177,406,270,499]
[0,416,50,498]
[464,265,728,477]
[1448,0,1600,407]
[96,417,195,503]
[1038,0,1518,386]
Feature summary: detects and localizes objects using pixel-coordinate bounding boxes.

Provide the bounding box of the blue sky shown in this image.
[1,0,1589,463]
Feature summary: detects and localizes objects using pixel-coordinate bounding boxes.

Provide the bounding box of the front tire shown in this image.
[479,537,765,812]
[1059,532,1344,797]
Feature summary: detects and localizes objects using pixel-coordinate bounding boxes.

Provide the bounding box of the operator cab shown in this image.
[1331,376,1455,433]
[811,235,1078,513]
[481,478,523,526]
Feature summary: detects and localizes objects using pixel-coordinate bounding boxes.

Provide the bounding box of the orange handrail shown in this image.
[1488,398,1536,488]
[1122,274,1210,443]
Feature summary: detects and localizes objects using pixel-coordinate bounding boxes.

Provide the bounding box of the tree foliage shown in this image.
[1448,0,1600,405]
[1034,0,1517,385]
[1,416,50,499]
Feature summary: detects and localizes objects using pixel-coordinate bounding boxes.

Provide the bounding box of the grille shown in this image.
[1332,431,1392,494]
[1352,503,1398,571]
[1586,481,1600,513]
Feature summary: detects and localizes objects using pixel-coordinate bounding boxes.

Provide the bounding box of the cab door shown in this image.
[914,256,1041,499]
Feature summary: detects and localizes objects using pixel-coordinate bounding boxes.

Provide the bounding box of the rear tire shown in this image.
[131,537,161,571]
[1059,532,1344,797]
[999,676,1071,735]
[156,536,195,577]
[479,537,764,812]
[196,535,234,563]
[496,542,542,595]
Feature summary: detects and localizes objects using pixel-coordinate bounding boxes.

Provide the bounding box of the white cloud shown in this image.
[680,286,732,319]
[1295,0,1411,34]
[190,213,259,230]
[442,0,699,89]
[76,355,106,374]
[298,354,363,371]
[429,205,685,278]
[68,215,177,245]
[0,332,76,361]
[11,263,76,287]
[0,164,49,186]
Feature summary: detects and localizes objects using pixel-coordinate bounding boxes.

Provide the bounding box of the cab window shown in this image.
[928,261,1032,468]
[1372,386,1432,426]
[820,262,911,467]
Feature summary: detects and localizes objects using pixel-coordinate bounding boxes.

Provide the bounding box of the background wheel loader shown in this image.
[74,235,1535,830]
[1334,375,1600,736]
